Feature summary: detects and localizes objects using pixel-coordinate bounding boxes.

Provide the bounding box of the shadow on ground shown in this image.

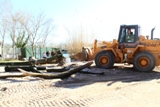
[53,65,160,88]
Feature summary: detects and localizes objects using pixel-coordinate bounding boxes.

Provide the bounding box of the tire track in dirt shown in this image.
[45,68,160,107]
[1,66,160,107]
[0,78,65,107]
[87,80,160,107]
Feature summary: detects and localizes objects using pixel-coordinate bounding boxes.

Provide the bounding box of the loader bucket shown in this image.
[72,47,94,61]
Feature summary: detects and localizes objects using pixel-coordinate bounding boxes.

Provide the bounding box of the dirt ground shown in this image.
[1,62,160,107]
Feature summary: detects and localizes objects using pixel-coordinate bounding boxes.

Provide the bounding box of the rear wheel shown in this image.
[133,51,155,72]
[95,51,115,69]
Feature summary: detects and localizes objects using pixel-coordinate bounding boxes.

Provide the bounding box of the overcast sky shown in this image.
[8,0,160,44]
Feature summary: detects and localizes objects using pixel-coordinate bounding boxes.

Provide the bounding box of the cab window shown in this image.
[119,28,125,43]
[125,28,135,43]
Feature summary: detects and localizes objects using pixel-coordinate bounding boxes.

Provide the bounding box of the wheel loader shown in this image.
[75,24,160,72]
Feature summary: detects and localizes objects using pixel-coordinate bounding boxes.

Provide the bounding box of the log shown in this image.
[0,54,63,67]
[18,61,93,79]
[5,66,35,72]
[0,73,25,79]
[46,67,70,72]
[31,54,63,65]
[0,61,93,79]
[0,61,32,66]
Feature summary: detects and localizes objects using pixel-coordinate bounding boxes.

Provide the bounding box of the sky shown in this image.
[4,0,160,44]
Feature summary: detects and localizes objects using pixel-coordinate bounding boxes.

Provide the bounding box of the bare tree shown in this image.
[39,18,54,47]
[22,12,54,56]
[15,31,30,48]
[0,0,12,17]
[7,11,30,59]
[0,18,8,59]
[0,1,54,59]
[0,0,13,60]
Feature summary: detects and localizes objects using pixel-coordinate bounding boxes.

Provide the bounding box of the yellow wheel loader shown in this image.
[75,25,160,72]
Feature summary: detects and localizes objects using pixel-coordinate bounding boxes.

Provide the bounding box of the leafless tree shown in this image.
[7,11,30,59]
[0,18,8,59]
[0,0,13,60]
[22,12,54,56]
[0,1,54,59]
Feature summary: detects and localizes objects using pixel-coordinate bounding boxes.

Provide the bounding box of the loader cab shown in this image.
[118,25,139,48]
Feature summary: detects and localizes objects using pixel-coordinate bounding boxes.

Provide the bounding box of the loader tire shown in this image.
[95,51,115,69]
[133,51,155,72]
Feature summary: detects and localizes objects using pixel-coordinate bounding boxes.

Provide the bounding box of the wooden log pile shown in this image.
[0,61,93,79]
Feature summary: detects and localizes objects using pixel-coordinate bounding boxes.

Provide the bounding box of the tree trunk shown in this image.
[0,61,93,79]
[32,45,34,56]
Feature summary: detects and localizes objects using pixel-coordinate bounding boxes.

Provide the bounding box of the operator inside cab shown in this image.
[126,28,134,42]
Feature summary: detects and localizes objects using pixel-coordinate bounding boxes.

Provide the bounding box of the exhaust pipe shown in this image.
[151,27,156,40]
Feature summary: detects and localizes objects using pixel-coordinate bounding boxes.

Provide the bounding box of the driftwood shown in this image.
[0,61,32,66]
[0,74,26,79]
[46,67,69,72]
[0,54,63,67]
[5,66,35,72]
[30,54,63,65]
[0,61,93,79]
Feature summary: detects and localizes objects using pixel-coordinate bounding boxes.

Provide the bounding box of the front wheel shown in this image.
[133,51,155,72]
[95,51,115,69]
